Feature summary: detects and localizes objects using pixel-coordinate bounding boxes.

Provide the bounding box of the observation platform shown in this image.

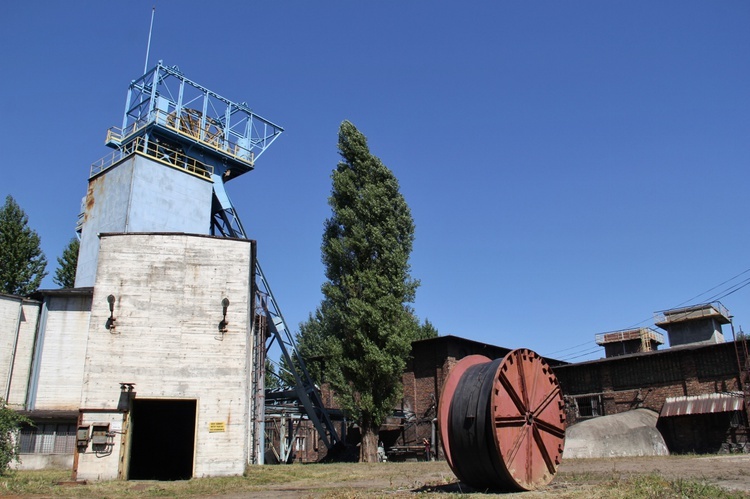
[654,302,731,328]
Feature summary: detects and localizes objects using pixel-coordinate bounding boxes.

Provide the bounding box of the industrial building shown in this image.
[273,303,748,462]
[0,61,320,480]
[380,302,748,458]
[1,59,748,477]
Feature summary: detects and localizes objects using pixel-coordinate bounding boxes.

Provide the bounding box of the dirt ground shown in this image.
[234,454,750,498]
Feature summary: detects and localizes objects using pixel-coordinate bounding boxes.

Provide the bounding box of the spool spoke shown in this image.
[498,370,527,415]
[514,351,530,409]
[494,415,526,427]
[504,423,530,467]
[534,417,566,439]
[532,424,557,474]
[531,385,562,418]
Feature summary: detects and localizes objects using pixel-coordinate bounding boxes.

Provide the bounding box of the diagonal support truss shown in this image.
[208,175,341,452]
[255,263,341,450]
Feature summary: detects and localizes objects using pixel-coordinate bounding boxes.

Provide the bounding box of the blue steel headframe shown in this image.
[106,61,284,180]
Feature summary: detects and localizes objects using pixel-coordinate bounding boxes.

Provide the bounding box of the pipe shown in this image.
[431,418,437,461]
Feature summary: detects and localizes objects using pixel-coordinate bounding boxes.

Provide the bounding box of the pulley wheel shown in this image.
[438,349,565,491]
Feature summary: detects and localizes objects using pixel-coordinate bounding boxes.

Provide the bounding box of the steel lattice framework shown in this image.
[106,61,283,180]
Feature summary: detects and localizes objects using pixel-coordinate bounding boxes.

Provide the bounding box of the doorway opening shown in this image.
[128,399,196,480]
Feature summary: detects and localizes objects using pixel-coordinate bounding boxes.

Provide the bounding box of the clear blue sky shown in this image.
[2,1,748,362]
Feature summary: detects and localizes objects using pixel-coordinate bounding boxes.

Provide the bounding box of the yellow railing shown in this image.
[90,136,214,180]
[104,108,255,167]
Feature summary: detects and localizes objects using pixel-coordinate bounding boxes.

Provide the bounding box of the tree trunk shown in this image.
[359,419,380,463]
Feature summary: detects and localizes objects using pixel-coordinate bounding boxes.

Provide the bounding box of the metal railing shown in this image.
[595,327,665,346]
[654,301,730,325]
[105,108,255,167]
[90,136,214,179]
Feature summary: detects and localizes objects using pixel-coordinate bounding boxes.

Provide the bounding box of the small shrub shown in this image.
[0,399,30,475]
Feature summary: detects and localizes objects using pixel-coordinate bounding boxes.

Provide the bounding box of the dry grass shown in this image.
[0,459,747,498]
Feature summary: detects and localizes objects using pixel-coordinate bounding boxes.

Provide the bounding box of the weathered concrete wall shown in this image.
[32,294,92,410]
[666,318,724,346]
[76,233,255,481]
[564,408,669,458]
[76,154,213,287]
[0,295,40,408]
[13,453,73,471]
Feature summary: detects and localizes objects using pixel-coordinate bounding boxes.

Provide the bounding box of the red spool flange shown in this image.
[438,349,566,491]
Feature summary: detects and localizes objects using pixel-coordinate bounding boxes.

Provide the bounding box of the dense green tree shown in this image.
[0,196,47,295]
[318,121,419,462]
[290,308,336,386]
[0,399,29,475]
[414,318,439,341]
[53,238,79,288]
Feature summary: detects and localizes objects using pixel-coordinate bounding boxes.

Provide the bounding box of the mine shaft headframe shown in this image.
[438,349,566,491]
[105,61,284,181]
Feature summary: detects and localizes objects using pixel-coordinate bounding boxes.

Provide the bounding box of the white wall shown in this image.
[0,295,40,408]
[76,233,256,480]
[33,295,92,410]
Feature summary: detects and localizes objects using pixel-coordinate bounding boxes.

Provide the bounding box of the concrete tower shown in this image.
[75,61,283,287]
[70,62,282,480]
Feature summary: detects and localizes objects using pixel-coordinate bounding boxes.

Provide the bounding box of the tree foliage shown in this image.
[53,238,79,288]
[415,318,439,341]
[286,308,339,388]
[0,196,47,296]
[318,121,419,461]
[0,399,29,475]
[265,358,281,391]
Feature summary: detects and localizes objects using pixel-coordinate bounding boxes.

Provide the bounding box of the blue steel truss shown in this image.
[106,61,283,180]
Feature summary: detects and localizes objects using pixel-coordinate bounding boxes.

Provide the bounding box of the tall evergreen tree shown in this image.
[53,238,79,288]
[319,121,419,462]
[0,196,47,295]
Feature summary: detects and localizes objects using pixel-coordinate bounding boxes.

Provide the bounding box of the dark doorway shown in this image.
[128,399,196,480]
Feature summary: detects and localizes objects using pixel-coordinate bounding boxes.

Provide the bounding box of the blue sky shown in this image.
[2,1,748,362]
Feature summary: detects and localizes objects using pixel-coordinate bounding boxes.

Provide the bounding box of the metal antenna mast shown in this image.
[143,7,156,74]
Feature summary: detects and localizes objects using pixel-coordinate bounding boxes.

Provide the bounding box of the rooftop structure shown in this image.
[654,302,730,347]
[595,327,665,358]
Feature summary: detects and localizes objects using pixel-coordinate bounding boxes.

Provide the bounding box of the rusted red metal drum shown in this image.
[438,349,566,491]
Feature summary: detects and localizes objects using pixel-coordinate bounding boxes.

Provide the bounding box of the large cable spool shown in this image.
[438,349,566,491]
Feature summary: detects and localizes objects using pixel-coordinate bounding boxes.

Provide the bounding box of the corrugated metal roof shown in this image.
[660,393,745,417]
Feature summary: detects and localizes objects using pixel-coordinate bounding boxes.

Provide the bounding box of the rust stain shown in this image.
[84,179,99,222]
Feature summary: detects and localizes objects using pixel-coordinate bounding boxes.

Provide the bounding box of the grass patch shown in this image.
[0,461,748,498]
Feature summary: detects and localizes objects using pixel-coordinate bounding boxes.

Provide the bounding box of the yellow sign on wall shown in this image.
[209,422,226,433]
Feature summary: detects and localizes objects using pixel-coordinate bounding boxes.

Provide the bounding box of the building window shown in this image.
[295,436,305,452]
[19,423,76,454]
[573,395,604,419]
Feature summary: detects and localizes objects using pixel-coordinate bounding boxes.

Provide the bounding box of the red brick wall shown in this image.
[555,341,746,427]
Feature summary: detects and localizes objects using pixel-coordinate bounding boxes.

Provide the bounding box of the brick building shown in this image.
[279,331,747,461]
[554,339,749,453]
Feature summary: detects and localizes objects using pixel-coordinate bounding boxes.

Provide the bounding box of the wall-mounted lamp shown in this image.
[105,294,117,331]
[218,297,230,334]
[117,382,136,412]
